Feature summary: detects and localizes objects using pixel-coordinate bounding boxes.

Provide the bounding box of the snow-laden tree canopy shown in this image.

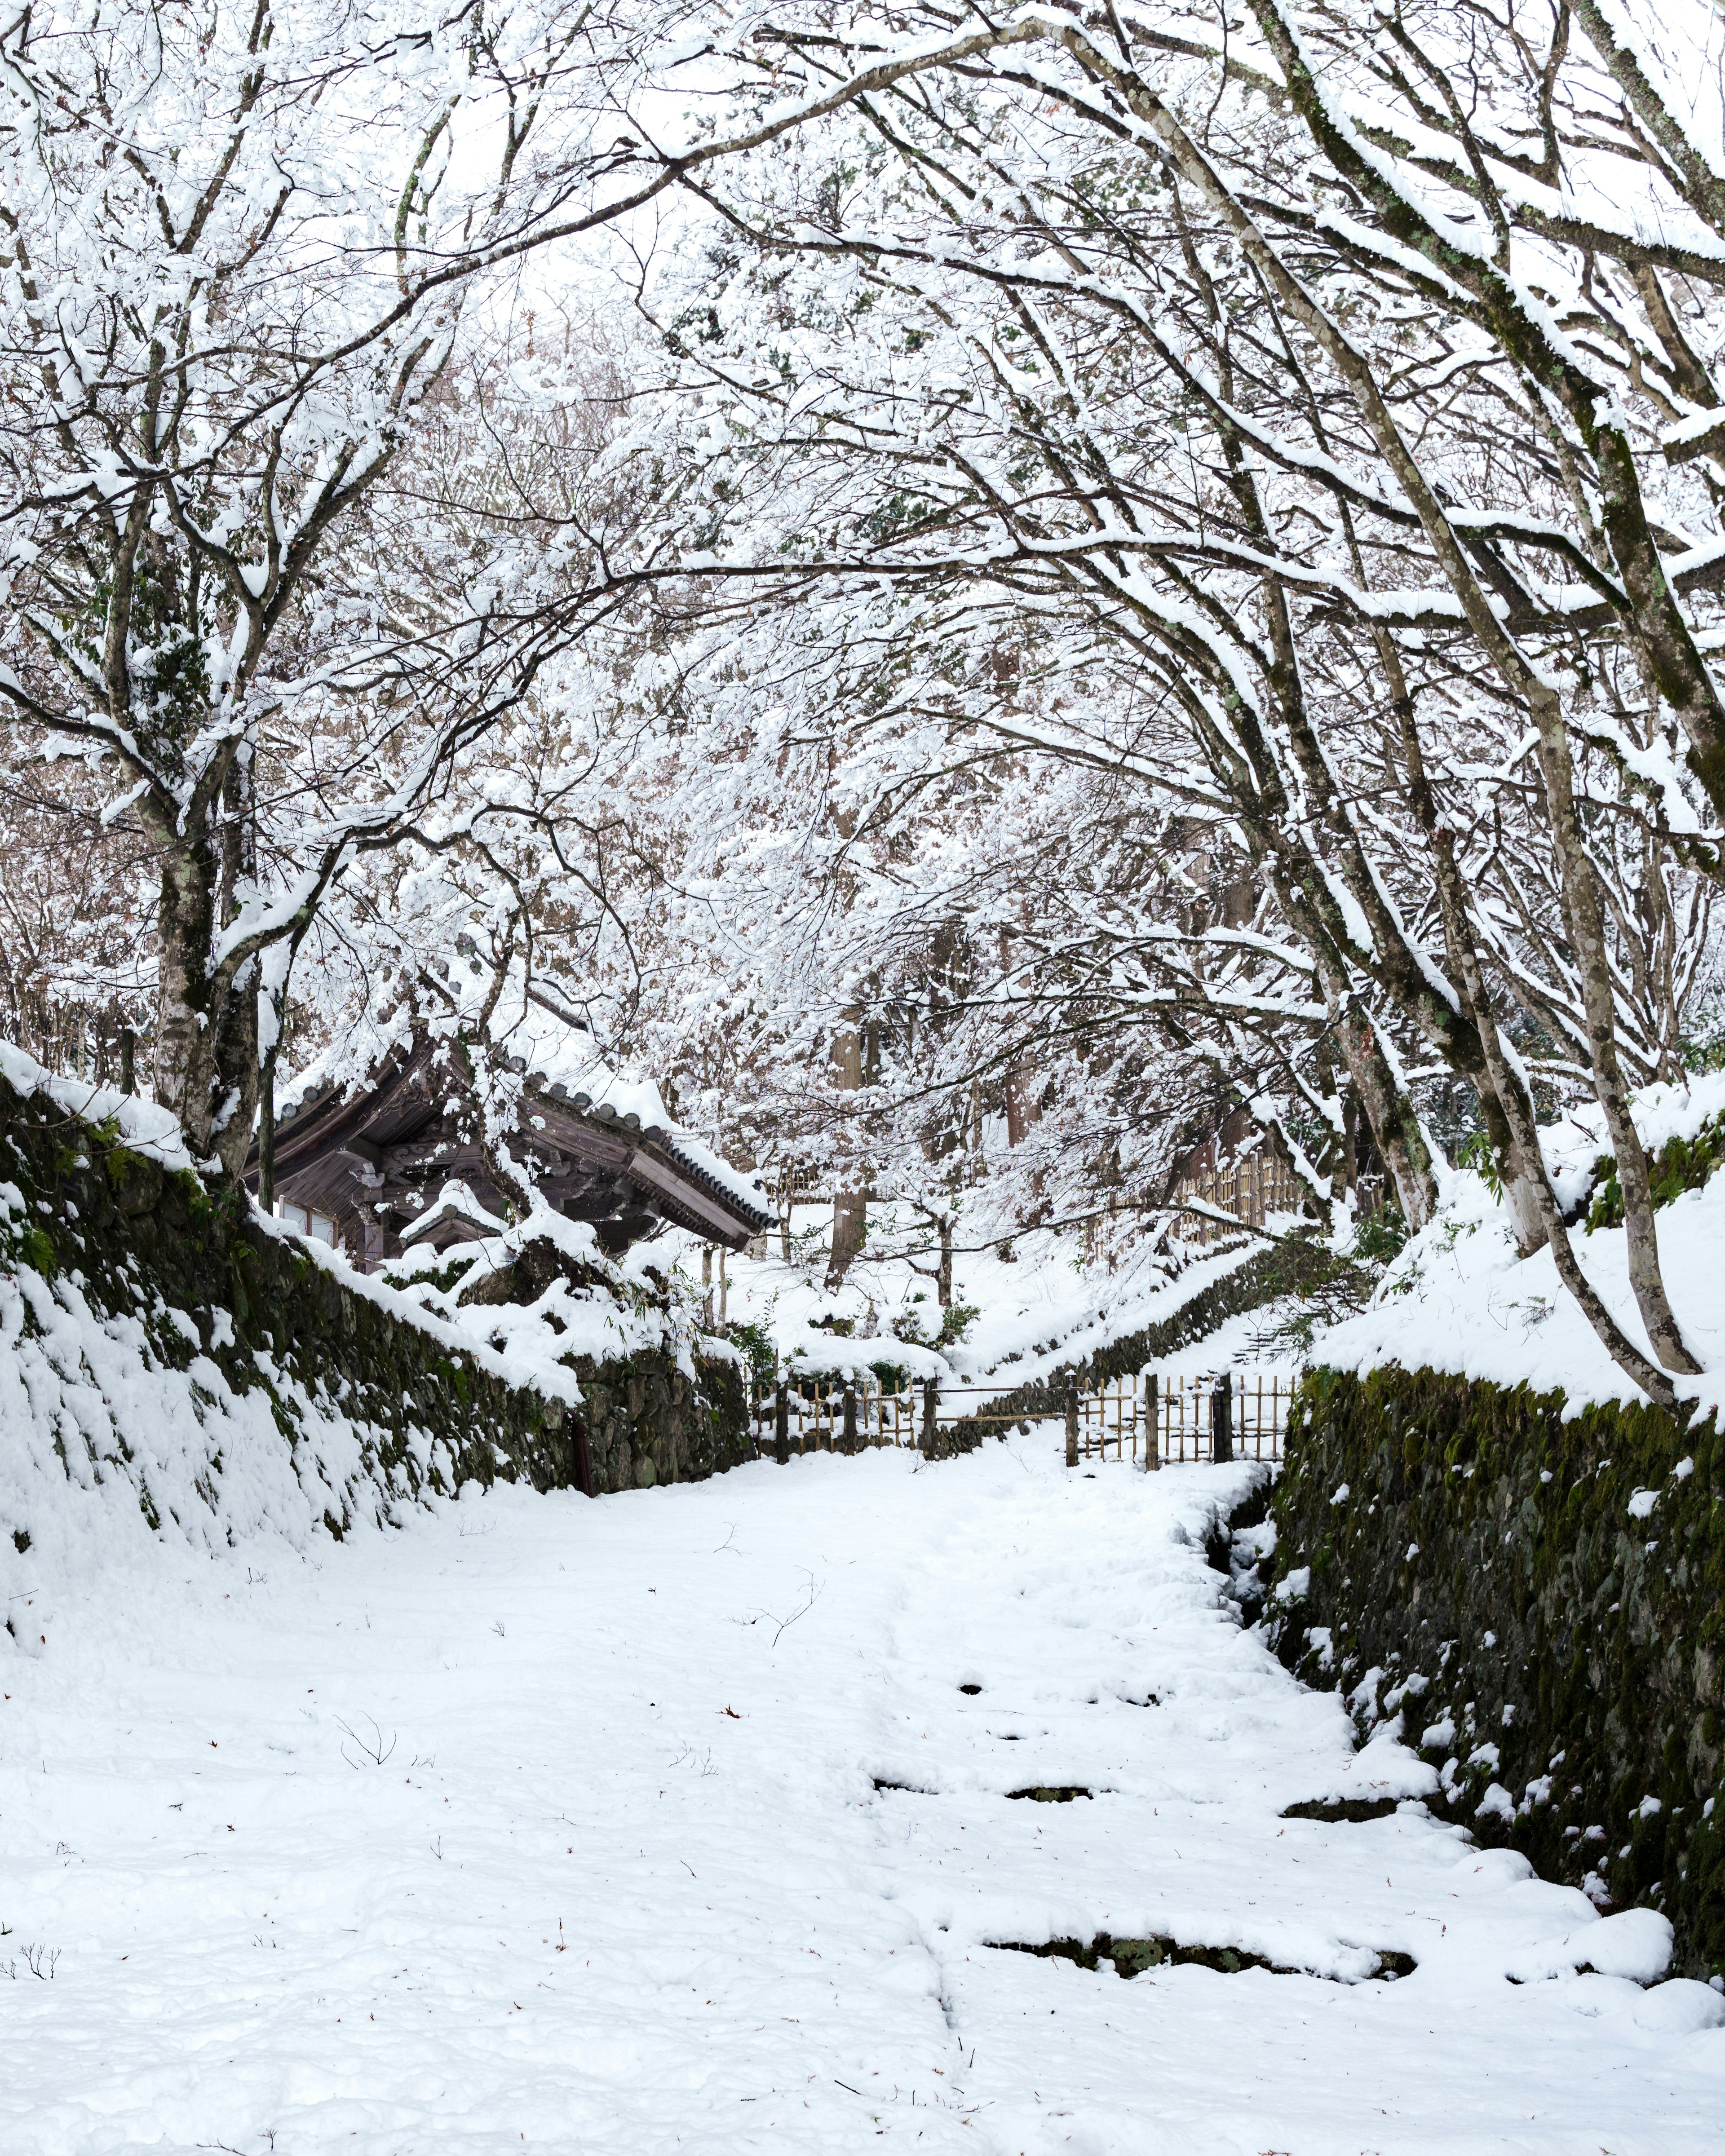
[5,0,1725,1396]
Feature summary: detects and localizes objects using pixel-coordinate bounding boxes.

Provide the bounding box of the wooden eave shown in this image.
[245,1042,771,1257]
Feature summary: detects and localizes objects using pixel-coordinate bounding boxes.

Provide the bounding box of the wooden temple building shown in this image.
[248,1037,772,1269]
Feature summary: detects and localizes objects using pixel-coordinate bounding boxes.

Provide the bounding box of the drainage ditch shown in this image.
[991,1933,1417,1982]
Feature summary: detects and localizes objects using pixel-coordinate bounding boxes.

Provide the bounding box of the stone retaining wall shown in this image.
[1267,1365,1724,1979]
[0,1070,749,1582]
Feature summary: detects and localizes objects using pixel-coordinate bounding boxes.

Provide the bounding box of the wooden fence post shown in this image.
[572,1414,594,1499]
[841,1378,858,1455]
[774,1382,790,1466]
[1065,1385,1080,1468]
[1212,1371,1234,1464]
[1144,1374,1159,1473]
[920,1377,939,1458]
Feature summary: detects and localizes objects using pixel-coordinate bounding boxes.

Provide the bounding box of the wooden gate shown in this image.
[746,1375,1042,1455]
[1075,1369,1291,1465]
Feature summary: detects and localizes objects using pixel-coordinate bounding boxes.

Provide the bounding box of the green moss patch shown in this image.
[1586,1112,1725,1232]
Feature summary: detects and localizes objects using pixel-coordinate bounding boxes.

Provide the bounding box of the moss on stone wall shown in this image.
[0,1073,749,1541]
[1267,1364,1724,1979]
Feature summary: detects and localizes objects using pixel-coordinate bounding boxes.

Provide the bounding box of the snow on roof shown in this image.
[652,1127,771,1222]
[276,970,770,1224]
[397,1178,506,1245]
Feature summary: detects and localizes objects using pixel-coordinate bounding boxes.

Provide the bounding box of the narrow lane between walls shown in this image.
[2,1436,1720,2154]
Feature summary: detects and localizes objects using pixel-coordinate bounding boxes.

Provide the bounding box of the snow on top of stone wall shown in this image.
[1322,1077,1725,1421]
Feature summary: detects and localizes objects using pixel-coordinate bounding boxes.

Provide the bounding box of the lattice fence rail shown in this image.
[746,1367,1292,1465]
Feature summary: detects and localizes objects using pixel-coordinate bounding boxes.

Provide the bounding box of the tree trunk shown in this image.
[1529,717,1700,1375]
[1429,830,1678,1405]
[147,819,262,1183]
[1326,989,1438,1231]
[1005,1071,1028,1149]
[826,1007,867,1289]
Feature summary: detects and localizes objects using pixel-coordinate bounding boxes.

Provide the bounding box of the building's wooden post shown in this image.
[841,1378,858,1455]
[1065,1385,1080,1468]
[1211,1371,1234,1464]
[920,1377,939,1458]
[1144,1373,1159,1472]
[572,1414,595,1499]
[774,1382,790,1466]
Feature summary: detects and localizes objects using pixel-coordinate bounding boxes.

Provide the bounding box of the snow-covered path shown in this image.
[3,1439,1720,2154]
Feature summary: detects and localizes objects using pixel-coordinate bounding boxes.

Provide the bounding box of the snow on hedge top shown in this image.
[0,1039,202,1175]
[1538,1069,1725,1215]
[1321,1090,1725,1421]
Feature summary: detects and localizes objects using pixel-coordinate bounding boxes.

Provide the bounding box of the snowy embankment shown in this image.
[3,1438,1720,2154]
[1321,1073,1725,1423]
[0,1038,730,1638]
[716,1200,1272,1385]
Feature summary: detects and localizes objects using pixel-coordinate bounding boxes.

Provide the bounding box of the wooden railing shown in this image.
[0,993,143,1092]
[1075,1369,1291,1465]
[746,1374,1035,1456]
[746,1366,1292,1465]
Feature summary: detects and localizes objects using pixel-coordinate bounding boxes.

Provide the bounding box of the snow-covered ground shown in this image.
[1323,1118,1725,1425]
[4,1438,1720,2153]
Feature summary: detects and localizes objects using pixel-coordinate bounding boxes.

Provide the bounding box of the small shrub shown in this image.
[726,1318,778,1383]
[1455,1128,1504,1197]
[1587,1113,1725,1233]
[1351,1205,1409,1266]
[937,1301,981,1348]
